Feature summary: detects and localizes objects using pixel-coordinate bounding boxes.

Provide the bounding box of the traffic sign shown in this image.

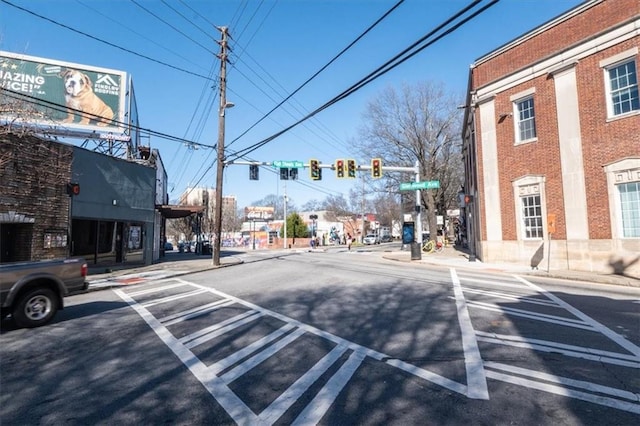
[399,180,440,191]
[273,160,304,169]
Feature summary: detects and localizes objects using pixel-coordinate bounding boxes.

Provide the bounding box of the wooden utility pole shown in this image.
[212,26,229,266]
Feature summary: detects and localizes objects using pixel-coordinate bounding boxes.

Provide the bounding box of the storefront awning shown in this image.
[156,205,205,219]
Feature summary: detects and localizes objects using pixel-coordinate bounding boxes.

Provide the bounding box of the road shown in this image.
[1,250,639,425]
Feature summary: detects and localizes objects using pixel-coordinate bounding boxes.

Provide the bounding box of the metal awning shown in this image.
[156,205,205,219]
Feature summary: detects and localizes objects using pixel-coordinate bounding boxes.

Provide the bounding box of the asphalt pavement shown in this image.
[86,244,639,292]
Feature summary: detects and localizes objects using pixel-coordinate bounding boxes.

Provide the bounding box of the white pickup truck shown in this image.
[0,258,88,328]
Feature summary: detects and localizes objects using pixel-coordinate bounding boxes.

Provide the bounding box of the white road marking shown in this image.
[465,300,595,330]
[141,289,207,308]
[180,310,263,348]
[450,268,489,400]
[485,369,640,414]
[160,299,235,326]
[476,331,640,367]
[292,349,366,426]
[484,361,640,402]
[261,343,350,424]
[515,275,640,357]
[221,328,306,384]
[208,324,297,375]
[114,288,262,425]
[461,287,558,307]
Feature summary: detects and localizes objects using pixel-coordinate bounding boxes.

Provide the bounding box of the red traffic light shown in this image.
[371,158,382,178]
[66,183,80,196]
[336,159,345,178]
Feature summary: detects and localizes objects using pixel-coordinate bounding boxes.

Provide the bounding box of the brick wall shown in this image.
[0,132,73,261]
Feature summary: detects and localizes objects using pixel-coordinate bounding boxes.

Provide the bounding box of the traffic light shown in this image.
[371,158,382,178]
[66,183,80,196]
[289,168,298,180]
[309,159,322,180]
[249,165,259,180]
[280,168,289,180]
[347,159,356,178]
[335,159,345,178]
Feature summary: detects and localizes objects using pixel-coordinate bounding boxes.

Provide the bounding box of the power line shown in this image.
[226,0,497,162]
[0,0,216,82]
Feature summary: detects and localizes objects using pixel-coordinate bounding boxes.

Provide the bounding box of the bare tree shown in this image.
[354,81,464,239]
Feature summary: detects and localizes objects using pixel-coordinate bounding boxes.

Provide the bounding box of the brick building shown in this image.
[461,0,639,275]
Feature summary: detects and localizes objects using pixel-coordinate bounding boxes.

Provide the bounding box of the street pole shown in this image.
[212,26,229,267]
[415,160,422,244]
[283,182,288,249]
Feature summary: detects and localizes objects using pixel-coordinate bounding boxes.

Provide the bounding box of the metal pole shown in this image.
[415,160,422,244]
[283,182,288,249]
[212,26,229,266]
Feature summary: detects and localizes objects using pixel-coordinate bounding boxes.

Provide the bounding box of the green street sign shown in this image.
[273,160,304,169]
[399,180,440,191]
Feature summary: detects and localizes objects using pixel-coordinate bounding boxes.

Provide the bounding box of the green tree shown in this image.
[286,212,309,240]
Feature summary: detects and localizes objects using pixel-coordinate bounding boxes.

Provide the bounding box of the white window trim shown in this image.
[512,95,538,145]
[601,48,639,120]
[513,175,547,240]
[603,158,640,239]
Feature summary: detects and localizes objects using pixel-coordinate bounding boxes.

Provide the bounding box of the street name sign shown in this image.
[273,160,304,169]
[399,180,440,191]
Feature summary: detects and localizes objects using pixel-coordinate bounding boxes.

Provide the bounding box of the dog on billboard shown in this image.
[60,69,114,126]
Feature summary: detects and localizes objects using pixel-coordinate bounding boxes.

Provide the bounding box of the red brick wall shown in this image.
[575,39,640,238]
[473,0,639,88]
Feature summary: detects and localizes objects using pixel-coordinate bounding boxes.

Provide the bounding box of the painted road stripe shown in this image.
[260,343,350,424]
[208,324,297,375]
[221,328,307,385]
[461,287,558,307]
[484,361,640,402]
[185,312,266,350]
[141,289,208,308]
[126,282,188,297]
[465,300,595,331]
[516,276,640,357]
[114,288,261,425]
[292,349,366,426]
[180,310,262,347]
[485,369,640,414]
[450,268,489,400]
[194,280,470,397]
[159,299,234,325]
[476,331,640,367]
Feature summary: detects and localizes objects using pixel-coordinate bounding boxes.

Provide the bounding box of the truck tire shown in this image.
[12,287,59,328]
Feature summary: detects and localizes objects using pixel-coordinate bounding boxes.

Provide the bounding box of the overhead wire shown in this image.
[226,0,497,162]
[0,0,216,82]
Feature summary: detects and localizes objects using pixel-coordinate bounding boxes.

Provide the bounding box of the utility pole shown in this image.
[212,26,229,266]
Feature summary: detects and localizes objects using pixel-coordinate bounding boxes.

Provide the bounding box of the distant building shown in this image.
[461,0,639,274]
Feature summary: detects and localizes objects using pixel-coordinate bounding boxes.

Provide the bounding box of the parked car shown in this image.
[363,234,380,245]
[164,242,173,251]
[380,234,393,243]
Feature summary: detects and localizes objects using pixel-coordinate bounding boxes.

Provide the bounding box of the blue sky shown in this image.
[0,0,585,210]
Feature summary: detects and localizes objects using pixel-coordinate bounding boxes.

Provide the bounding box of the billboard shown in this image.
[0,51,127,136]
[245,206,274,221]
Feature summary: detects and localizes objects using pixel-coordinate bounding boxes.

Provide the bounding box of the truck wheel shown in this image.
[12,287,59,328]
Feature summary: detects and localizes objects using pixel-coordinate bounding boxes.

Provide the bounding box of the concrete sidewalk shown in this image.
[85,246,639,291]
[381,246,640,288]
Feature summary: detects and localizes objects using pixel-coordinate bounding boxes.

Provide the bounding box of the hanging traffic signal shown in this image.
[289,168,298,180]
[371,158,382,178]
[336,159,345,178]
[309,159,322,180]
[249,164,259,180]
[280,168,289,180]
[66,183,80,196]
[346,159,356,178]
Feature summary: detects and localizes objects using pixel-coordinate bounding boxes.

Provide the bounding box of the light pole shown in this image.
[212,26,233,266]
